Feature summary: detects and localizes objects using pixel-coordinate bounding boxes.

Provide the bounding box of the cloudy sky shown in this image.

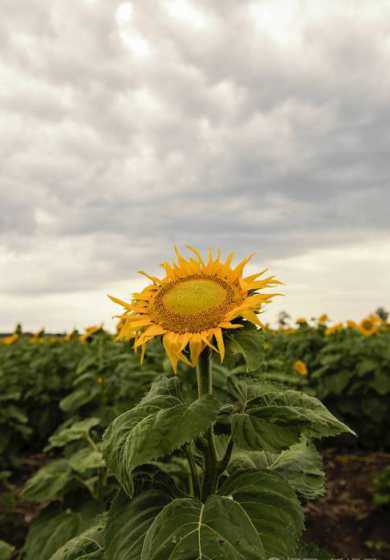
[1,0,390,332]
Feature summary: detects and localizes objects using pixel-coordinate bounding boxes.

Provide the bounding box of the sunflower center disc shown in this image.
[163,279,228,315]
[153,276,234,333]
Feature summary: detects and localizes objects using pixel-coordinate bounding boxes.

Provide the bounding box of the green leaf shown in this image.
[105,491,171,560]
[269,438,325,499]
[231,388,354,452]
[68,448,105,474]
[23,502,103,560]
[0,540,14,560]
[22,459,72,502]
[370,370,390,395]
[356,359,377,376]
[103,394,220,496]
[141,495,265,559]
[47,418,100,450]
[224,327,265,372]
[221,470,304,558]
[60,387,100,413]
[49,519,105,560]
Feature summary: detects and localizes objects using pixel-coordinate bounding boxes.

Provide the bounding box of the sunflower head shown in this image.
[318,314,329,325]
[293,360,308,376]
[325,323,344,336]
[80,324,104,343]
[358,316,380,336]
[109,246,281,371]
[1,334,19,345]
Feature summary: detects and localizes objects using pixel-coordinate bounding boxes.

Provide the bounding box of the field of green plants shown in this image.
[1,316,390,559]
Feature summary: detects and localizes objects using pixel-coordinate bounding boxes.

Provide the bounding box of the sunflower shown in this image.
[293,360,308,376]
[318,314,329,325]
[358,315,381,336]
[325,323,344,336]
[80,324,104,343]
[1,334,19,345]
[109,246,281,371]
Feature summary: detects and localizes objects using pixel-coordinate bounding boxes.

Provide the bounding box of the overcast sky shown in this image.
[1,0,389,332]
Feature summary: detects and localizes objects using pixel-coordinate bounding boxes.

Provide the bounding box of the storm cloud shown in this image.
[1,0,389,330]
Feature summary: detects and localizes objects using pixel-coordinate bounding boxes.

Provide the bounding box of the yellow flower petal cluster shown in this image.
[80,324,104,343]
[358,314,382,336]
[318,314,329,324]
[110,246,281,371]
[325,323,344,336]
[1,334,19,345]
[293,360,308,376]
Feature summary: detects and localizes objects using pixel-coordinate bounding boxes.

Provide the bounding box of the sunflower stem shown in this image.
[196,349,219,499]
[184,444,200,499]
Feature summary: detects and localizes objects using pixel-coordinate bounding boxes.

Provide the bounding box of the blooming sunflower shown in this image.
[325,323,344,336]
[293,360,308,376]
[1,334,19,345]
[318,314,329,325]
[80,324,104,343]
[358,315,381,336]
[109,246,281,371]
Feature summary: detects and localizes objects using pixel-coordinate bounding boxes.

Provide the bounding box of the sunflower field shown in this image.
[1,248,390,559]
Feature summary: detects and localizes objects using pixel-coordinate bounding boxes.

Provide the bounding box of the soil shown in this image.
[304,449,390,559]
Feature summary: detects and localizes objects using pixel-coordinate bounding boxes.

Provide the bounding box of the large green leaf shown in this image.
[103,394,220,496]
[60,387,100,413]
[68,448,105,474]
[49,519,105,560]
[141,495,265,559]
[232,388,354,452]
[220,470,304,558]
[269,438,325,499]
[105,491,171,560]
[228,438,325,500]
[23,504,99,560]
[47,418,100,450]
[224,327,265,372]
[22,459,72,502]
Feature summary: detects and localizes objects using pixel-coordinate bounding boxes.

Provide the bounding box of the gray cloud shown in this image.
[0,0,389,328]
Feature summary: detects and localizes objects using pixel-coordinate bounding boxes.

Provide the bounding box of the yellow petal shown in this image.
[213,328,225,362]
[163,333,179,373]
[241,309,263,327]
[189,333,204,366]
[138,271,162,284]
[186,245,205,266]
[108,294,133,310]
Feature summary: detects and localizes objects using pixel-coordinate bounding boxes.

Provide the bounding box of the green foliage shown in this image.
[3,326,377,557]
[49,518,105,560]
[22,503,101,560]
[220,470,304,558]
[230,383,353,452]
[373,465,390,508]
[224,325,266,371]
[104,491,171,560]
[308,329,390,448]
[47,418,100,450]
[22,459,72,502]
[0,540,14,560]
[141,495,265,559]
[229,437,325,500]
[103,392,220,496]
